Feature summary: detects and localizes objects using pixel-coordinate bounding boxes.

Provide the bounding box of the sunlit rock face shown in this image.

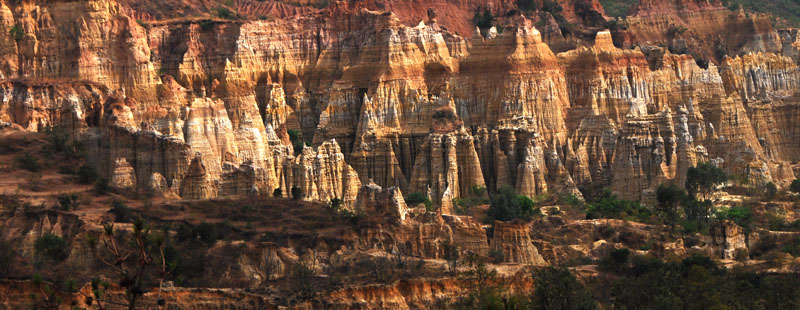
[0,0,797,207]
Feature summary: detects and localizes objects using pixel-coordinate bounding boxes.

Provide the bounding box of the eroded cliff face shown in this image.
[0,0,797,208]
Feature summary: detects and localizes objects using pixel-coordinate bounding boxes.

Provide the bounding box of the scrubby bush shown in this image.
[77,164,97,184]
[517,0,540,12]
[405,192,433,210]
[35,234,68,262]
[199,20,214,31]
[94,177,110,195]
[599,248,630,273]
[291,186,303,200]
[789,179,800,194]
[287,129,310,154]
[290,262,315,300]
[272,188,282,198]
[716,206,753,232]
[585,189,651,222]
[15,152,40,172]
[472,6,495,31]
[57,194,80,211]
[214,7,235,19]
[765,182,778,199]
[9,25,23,41]
[532,266,597,310]
[110,199,134,223]
[488,249,505,263]
[442,241,459,274]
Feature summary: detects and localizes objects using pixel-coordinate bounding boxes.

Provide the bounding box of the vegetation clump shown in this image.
[487,186,540,222]
[9,25,23,42]
[405,192,433,211]
[585,189,650,222]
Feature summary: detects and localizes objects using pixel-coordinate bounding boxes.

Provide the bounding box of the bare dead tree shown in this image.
[87,218,172,310]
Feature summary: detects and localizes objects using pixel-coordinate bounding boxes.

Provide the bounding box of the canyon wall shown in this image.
[0,0,797,209]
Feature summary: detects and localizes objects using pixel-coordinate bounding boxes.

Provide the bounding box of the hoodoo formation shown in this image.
[0,0,799,308]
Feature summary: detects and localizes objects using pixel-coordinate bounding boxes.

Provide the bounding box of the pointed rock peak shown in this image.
[187,154,208,176]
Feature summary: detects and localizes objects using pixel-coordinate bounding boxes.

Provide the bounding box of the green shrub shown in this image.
[716,206,753,231]
[35,234,68,262]
[215,7,235,19]
[110,199,134,223]
[291,186,303,200]
[77,164,97,184]
[272,188,282,198]
[405,192,433,210]
[287,129,310,154]
[9,25,23,42]
[442,241,459,274]
[585,189,651,222]
[656,184,685,227]
[599,248,630,273]
[56,194,80,211]
[765,182,778,199]
[15,152,40,172]
[329,198,343,211]
[789,179,800,194]
[517,0,540,12]
[473,6,495,31]
[94,177,110,195]
[199,20,214,31]
[488,249,505,263]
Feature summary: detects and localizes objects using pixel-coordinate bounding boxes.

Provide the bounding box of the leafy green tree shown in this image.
[585,189,650,222]
[531,267,597,310]
[656,184,685,228]
[487,186,538,222]
[442,241,459,274]
[683,199,713,231]
[684,265,727,310]
[685,162,727,201]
